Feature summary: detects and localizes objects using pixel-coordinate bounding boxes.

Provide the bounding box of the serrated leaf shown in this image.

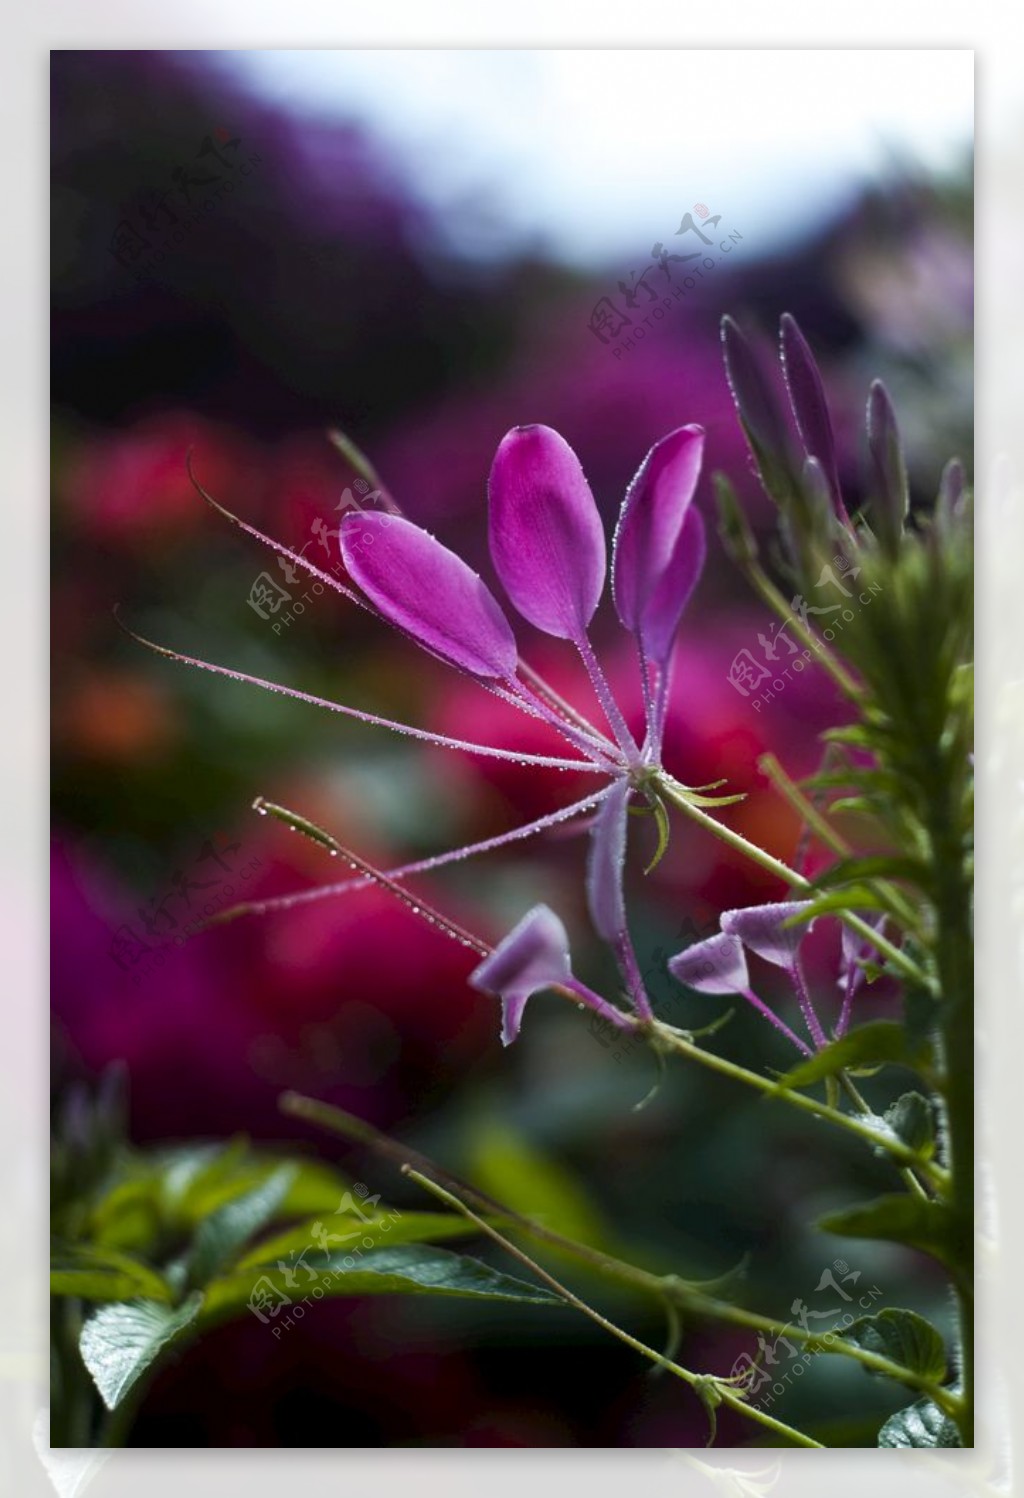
[878,1397,961,1447]
[819,1194,957,1272]
[79,1293,204,1411]
[884,1092,935,1157]
[235,1210,484,1271]
[202,1243,561,1325]
[50,1244,172,1304]
[183,1165,296,1288]
[842,1308,947,1382]
[774,1021,922,1090]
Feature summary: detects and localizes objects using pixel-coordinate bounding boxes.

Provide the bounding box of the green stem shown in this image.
[656,775,934,993]
[404,1167,823,1447]
[648,1020,946,1187]
[660,1281,960,1417]
[931,834,974,1444]
[757,752,926,938]
[281,1093,951,1405]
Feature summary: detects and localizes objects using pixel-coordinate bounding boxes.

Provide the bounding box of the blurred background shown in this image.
[50,49,972,1446]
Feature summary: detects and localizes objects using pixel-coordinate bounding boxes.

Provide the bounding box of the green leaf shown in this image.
[468,1121,606,1248]
[774,1021,922,1090]
[50,1244,173,1304]
[812,855,930,892]
[842,1308,947,1382]
[796,887,888,921]
[878,1397,961,1447]
[202,1243,561,1324]
[235,1210,484,1271]
[819,1194,957,1272]
[79,1293,205,1411]
[89,1177,163,1253]
[884,1092,935,1157]
[183,1166,296,1288]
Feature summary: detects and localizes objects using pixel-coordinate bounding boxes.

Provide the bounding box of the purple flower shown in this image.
[144,424,712,1043]
[723,313,855,535]
[669,901,827,1054]
[469,903,634,1046]
[837,913,886,1037]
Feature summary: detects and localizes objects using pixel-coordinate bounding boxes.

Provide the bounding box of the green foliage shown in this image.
[53,1114,562,1435]
[877,1397,962,1448]
[80,1295,205,1411]
[774,1021,928,1089]
[468,1120,607,1248]
[235,1210,485,1270]
[51,1245,173,1305]
[818,1194,957,1272]
[884,1092,935,1157]
[841,1308,947,1383]
[202,1243,562,1324]
[179,1165,297,1289]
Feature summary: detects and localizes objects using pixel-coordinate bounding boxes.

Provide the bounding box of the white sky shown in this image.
[215,49,974,265]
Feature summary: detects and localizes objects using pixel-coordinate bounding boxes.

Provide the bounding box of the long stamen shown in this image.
[209,786,617,927]
[517,659,616,742]
[189,458,618,770]
[117,618,604,772]
[504,675,624,769]
[252,799,492,958]
[739,987,813,1056]
[790,957,829,1050]
[573,632,640,763]
[836,968,858,1039]
[186,452,365,607]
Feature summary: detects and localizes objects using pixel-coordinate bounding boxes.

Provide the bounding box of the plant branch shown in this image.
[403,1167,824,1448]
[655,775,934,993]
[280,1093,951,1404]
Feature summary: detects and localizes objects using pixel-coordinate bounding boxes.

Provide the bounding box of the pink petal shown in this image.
[469,904,573,1046]
[340,513,518,680]
[668,932,749,995]
[488,425,606,641]
[586,778,631,941]
[612,424,704,649]
[721,901,816,969]
[638,505,706,665]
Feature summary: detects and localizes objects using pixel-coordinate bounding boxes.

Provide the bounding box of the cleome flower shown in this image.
[668,901,886,1055]
[129,421,727,1037]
